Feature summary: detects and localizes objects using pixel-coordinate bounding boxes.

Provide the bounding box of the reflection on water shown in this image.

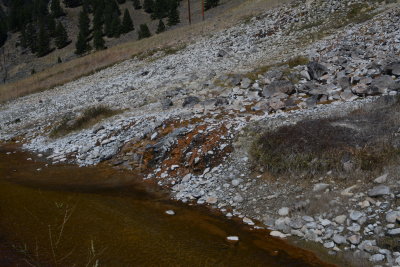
[0,145,334,267]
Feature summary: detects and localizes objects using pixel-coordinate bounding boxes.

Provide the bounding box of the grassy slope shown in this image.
[0,0,287,103]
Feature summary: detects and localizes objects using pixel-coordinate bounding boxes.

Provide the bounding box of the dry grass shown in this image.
[0,0,290,104]
[250,96,400,178]
[50,106,122,138]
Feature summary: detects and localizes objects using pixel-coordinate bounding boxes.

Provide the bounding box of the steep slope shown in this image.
[1,0,400,265]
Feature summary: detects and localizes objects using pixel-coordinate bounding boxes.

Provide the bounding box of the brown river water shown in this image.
[0,144,336,267]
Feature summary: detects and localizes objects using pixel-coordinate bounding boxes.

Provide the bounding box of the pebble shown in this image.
[165,210,175,215]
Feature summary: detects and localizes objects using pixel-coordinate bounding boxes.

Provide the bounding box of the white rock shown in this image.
[165,210,175,215]
[313,183,330,192]
[374,173,388,184]
[226,236,239,242]
[278,207,289,216]
[334,215,346,224]
[270,231,286,238]
[243,217,255,226]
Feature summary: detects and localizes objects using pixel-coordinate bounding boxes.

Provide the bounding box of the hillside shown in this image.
[1,0,400,266]
[0,0,244,84]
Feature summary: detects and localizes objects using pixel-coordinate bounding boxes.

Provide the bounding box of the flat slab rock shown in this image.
[368,185,391,197]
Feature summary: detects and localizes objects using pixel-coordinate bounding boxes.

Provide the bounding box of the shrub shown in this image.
[50,106,121,137]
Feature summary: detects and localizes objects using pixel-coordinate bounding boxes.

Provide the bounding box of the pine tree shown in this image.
[46,16,57,37]
[26,23,37,53]
[110,13,121,37]
[37,22,50,57]
[137,23,151,39]
[78,9,90,38]
[93,5,104,31]
[93,28,105,50]
[167,1,180,26]
[143,0,154,13]
[152,0,168,19]
[63,0,83,8]
[204,0,218,10]
[51,0,65,17]
[133,0,142,9]
[156,19,165,34]
[104,1,120,37]
[55,21,69,49]
[75,9,91,54]
[121,9,134,34]
[75,32,90,54]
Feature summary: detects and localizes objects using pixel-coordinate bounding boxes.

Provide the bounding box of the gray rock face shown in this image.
[307,62,328,80]
[262,80,295,97]
[368,185,391,197]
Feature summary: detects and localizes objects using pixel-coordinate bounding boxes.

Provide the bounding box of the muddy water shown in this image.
[0,145,334,267]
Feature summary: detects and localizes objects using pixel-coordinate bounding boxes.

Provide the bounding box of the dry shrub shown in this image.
[50,106,121,138]
[250,96,400,178]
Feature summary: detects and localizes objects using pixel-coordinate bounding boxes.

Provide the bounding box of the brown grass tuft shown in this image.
[250,96,400,178]
[50,106,122,138]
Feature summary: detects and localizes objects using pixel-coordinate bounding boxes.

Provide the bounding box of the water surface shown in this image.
[0,145,335,267]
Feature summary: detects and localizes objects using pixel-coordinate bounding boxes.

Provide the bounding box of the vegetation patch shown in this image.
[50,106,122,138]
[250,96,400,178]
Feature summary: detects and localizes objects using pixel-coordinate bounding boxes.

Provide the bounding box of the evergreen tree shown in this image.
[37,22,50,57]
[204,0,218,10]
[63,0,83,8]
[78,9,90,38]
[55,21,69,49]
[167,1,180,26]
[137,23,151,39]
[26,23,38,53]
[75,9,91,54]
[110,13,121,37]
[75,32,90,54]
[152,0,168,20]
[103,1,120,37]
[93,4,104,31]
[143,0,154,13]
[133,0,142,9]
[121,9,134,34]
[155,19,165,34]
[46,16,57,37]
[93,28,105,50]
[51,0,65,17]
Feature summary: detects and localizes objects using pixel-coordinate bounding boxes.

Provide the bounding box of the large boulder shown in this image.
[307,62,328,80]
[262,80,295,97]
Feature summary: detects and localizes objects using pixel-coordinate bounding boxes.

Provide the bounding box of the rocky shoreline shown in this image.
[1,0,400,266]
